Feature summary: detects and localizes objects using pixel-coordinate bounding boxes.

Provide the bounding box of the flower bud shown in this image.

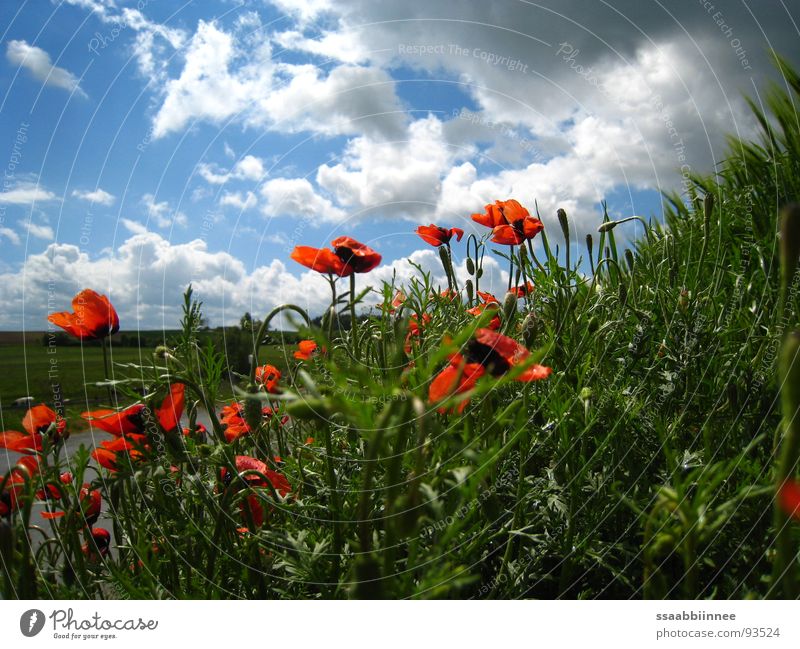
[502,291,518,321]
[598,221,617,233]
[521,312,538,347]
[465,279,474,304]
[466,257,475,275]
[586,234,593,261]
[624,249,635,272]
[557,208,570,243]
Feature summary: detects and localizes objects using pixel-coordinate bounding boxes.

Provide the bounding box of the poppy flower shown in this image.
[82,404,147,437]
[294,340,320,361]
[220,402,283,443]
[1,456,44,514]
[491,216,544,245]
[778,480,800,521]
[156,383,185,433]
[255,364,281,393]
[290,236,381,276]
[41,483,101,525]
[0,404,65,454]
[467,292,501,330]
[404,313,432,353]
[36,471,73,501]
[471,199,530,229]
[415,224,465,247]
[82,528,111,560]
[508,282,535,298]
[90,435,147,472]
[47,289,119,340]
[429,328,551,412]
[390,291,406,313]
[221,455,292,530]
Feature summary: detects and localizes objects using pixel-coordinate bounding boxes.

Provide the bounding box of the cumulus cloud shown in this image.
[26,222,55,240]
[142,193,188,228]
[0,230,489,329]
[0,183,57,205]
[0,227,21,245]
[220,191,258,211]
[6,40,86,96]
[197,155,266,185]
[72,188,116,206]
[151,20,405,140]
[259,177,346,222]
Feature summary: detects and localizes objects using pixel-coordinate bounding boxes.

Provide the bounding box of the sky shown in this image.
[0,0,798,330]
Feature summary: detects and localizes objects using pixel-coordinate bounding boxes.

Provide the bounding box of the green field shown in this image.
[0,339,291,433]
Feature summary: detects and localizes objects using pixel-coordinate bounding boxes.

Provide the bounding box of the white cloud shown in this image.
[196,154,266,185]
[260,177,346,222]
[152,20,404,140]
[121,218,148,235]
[220,191,258,211]
[71,188,116,206]
[6,40,86,96]
[0,225,508,329]
[142,193,188,228]
[0,183,57,205]
[26,222,55,240]
[0,227,20,245]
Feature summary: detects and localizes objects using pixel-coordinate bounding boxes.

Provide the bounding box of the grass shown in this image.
[2,55,800,600]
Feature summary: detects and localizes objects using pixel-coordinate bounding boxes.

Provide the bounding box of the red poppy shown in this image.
[0,404,65,454]
[429,328,551,412]
[82,528,111,560]
[467,292,501,330]
[220,402,283,443]
[390,291,406,313]
[47,289,119,340]
[36,471,73,501]
[82,404,147,437]
[221,455,291,530]
[778,480,800,521]
[1,456,44,515]
[471,199,530,229]
[255,364,281,393]
[508,282,535,298]
[156,383,185,433]
[415,224,465,247]
[491,216,544,245]
[290,236,381,276]
[294,340,319,361]
[439,288,460,302]
[404,313,432,353]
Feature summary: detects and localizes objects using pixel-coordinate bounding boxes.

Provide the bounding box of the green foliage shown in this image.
[3,58,800,600]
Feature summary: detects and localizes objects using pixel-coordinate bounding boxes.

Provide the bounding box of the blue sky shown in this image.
[0,0,796,329]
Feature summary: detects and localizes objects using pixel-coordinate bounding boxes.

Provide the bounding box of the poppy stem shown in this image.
[101,336,114,406]
[323,423,342,581]
[507,247,514,292]
[349,273,358,355]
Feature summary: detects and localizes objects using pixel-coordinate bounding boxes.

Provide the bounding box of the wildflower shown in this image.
[404,313,432,353]
[429,328,551,412]
[0,404,66,453]
[294,340,319,361]
[471,199,543,245]
[81,404,147,437]
[255,364,281,393]
[82,528,111,560]
[415,224,465,247]
[221,455,291,530]
[291,236,381,276]
[508,281,535,298]
[778,480,800,521]
[47,289,119,340]
[220,402,285,443]
[466,291,501,330]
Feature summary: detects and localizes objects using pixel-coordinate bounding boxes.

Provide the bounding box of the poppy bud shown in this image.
[476,268,483,279]
[618,282,627,305]
[587,316,599,333]
[521,312,538,347]
[466,257,475,275]
[780,204,800,302]
[598,220,616,233]
[465,279,474,304]
[243,392,263,433]
[625,249,635,272]
[502,291,517,321]
[286,397,332,422]
[586,234,593,260]
[154,345,169,358]
[557,208,570,243]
